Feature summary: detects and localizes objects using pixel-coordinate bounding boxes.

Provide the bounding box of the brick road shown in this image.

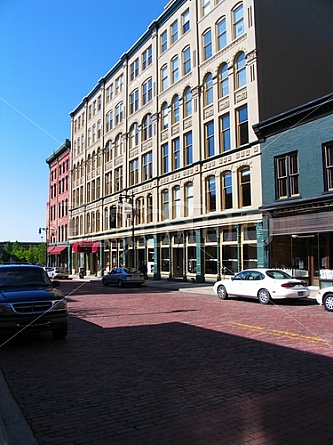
[1,280,332,445]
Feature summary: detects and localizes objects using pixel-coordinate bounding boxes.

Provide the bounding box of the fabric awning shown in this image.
[47,246,55,254]
[72,241,93,253]
[51,245,67,255]
[92,242,100,253]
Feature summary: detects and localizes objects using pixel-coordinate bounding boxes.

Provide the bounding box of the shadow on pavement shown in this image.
[1,315,332,445]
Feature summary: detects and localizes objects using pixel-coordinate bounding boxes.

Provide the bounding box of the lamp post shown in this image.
[118,192,136,269]
[38,227,48,266]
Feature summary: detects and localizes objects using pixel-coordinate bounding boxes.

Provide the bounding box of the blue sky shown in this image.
[0,0,168,243]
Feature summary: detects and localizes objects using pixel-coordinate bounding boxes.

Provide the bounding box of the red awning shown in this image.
[51,245,67,255]
[72,241,93,253]
[47,246,55,254]
[92,242,100,253]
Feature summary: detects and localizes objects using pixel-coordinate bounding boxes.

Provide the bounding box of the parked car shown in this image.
[45,267,69,279]
[213,268,310,304]
[0,264,68,339]
[316,287,333,312]
[102,267,145,287]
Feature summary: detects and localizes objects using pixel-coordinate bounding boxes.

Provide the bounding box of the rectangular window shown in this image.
[236,105,248,146]
[130,58,139,81]
[173,187,181,219]
[323,142,333,191]
[129,159,139,186]
[170,20,178,44]
[161,30,168,52]
[184,132,193,165]
[162,143,169,174]
[185,183,194,217]
[130,90,139,114]
[142,152,153,181]
[220,114,231,152]
[172,137,181,170]
[202,0,211,16]
[182,9,190,34]
[205,121,215,157]
[142,45,152,70]
[275,152,299,199]
[114,167,123,192]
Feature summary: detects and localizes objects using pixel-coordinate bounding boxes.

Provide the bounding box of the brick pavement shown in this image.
[0,280,332,445]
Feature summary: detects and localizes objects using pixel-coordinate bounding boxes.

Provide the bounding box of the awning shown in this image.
[47,246,55,254]
[72,241,93,253]
[92,242,100,253]
[51,245,67,255]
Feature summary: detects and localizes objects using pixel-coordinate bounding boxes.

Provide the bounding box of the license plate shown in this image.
[298,291,305,296]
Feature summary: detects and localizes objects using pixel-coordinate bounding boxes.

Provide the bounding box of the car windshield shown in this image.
[266,270,293,279]
[0,267,51,287]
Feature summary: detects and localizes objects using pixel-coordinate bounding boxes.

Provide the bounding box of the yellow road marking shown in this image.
[228,322,331,344]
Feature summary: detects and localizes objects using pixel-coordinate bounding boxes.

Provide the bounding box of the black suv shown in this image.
[0,264,68,340]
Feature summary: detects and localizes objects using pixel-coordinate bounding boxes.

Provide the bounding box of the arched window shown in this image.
[238,166,251,207]
[218,63,229,98]
[206,176,216,212]
[105,140,113,162]
[235,52,246,89]
[204,73,213,106]
[161,65,168,91]
[216,17,227,50]
[185,182,194,217]
[203,29,212,60]
[172,186,181,219]
[129,123,139,148]
[161,102,169,130]
[221,171,233,209]
[161,190,169,220]
[142,114,153,141]
[171,56,179,84]
[147,194,153,223]
[232,3,244,39]
[171,95,180,124]
[86,155,91,174]
[115,133,123,157]
[183,87,192,117]
[182,46,191,75]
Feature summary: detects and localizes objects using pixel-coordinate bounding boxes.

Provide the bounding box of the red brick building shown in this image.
[46,139,71,268]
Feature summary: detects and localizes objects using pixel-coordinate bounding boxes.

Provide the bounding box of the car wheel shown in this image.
[323,293,333,312]
[102,278,108,286]
[118,280,123,288]
[258,288,271,304]
[217,285,228,300]
[52,323,68,340]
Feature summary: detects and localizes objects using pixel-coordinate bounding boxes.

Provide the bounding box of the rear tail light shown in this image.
[281,281,305,288]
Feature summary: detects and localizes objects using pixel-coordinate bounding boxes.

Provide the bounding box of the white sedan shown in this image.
[316,287,333,312]
[213,269,310,304]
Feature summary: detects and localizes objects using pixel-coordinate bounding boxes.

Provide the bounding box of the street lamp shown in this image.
[118,192,136,269]
[38,227,48,266]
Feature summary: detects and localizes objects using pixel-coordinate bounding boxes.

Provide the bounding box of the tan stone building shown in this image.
[69,0,333,280]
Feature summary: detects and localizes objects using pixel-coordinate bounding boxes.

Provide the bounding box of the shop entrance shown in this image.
[173,248,183,277]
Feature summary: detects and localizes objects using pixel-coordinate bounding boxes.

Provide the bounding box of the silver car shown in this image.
[102,267,145,287]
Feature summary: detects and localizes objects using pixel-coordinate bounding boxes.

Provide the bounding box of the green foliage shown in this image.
[0,241,46,265]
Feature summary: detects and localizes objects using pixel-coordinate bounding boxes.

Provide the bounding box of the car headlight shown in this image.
[52,299,67,311]
[0,303,13,314]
